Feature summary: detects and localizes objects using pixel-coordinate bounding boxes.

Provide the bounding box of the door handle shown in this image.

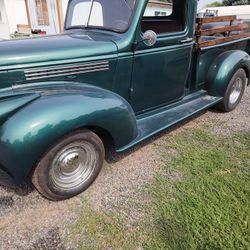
[180,37,193,44]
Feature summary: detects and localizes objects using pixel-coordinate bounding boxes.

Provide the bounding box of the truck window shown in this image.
[141,0,187,34]
[65,0,137,33]
[71,1,104,27]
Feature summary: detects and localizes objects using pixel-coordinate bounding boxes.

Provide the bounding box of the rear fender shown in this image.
[0,82,137,183]
[206,50,250,96]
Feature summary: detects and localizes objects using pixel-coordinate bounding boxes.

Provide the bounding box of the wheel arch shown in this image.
[0,82,138,184]
[85,125,115,150]
[30,125,116,174]
[240,65,250,86]
[206,50,250,96]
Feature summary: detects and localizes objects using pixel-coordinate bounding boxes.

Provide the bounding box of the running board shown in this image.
[117,91,222,152]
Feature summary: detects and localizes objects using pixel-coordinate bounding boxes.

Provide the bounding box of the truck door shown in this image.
[130,0,194,113]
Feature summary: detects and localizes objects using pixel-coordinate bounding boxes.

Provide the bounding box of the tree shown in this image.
[223,0,250,5]
[207,1,223,7]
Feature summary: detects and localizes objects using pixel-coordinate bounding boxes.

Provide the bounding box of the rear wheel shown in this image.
[215,68,246,112]
[32,130,105,200]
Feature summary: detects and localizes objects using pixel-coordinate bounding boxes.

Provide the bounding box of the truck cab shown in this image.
[0,0,249,200]
[64,0,196,112]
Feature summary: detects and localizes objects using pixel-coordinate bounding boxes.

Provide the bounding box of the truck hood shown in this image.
[0,32,118,70]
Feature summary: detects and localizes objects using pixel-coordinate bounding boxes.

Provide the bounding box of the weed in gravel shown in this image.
[33,227,64,249]
[0,196,14,209]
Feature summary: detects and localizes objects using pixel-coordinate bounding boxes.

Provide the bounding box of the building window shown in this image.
[155,11,167,16]
[35,0,49,25]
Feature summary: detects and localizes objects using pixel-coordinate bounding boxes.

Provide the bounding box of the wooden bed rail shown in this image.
[196,25,239,36]
[196,15,236,24]
[195,15,250,49]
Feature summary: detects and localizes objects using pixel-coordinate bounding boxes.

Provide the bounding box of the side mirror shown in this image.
[143,30,157,46]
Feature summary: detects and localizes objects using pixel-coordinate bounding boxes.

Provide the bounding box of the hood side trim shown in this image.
[24,61,109,81]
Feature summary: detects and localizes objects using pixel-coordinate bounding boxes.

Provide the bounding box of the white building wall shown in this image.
[4,0,29,34]
[0,0,10,39]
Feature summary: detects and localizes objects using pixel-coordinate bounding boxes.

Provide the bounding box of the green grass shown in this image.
[66,127,250,249]
[146,129,250,250]
[66,207,141,249]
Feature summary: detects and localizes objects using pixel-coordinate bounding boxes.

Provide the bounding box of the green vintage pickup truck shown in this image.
[0,0,249,200]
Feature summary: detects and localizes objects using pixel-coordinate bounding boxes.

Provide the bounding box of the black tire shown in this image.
[32,129,105,201]
[215,68,246,112]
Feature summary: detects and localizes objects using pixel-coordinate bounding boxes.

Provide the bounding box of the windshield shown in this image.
[65,0,137,32]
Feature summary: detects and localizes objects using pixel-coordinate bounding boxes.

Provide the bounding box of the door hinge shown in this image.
[129,87,134,98]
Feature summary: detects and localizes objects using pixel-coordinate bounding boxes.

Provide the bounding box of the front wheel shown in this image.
[215,68,246,112]
[32,130,105,200]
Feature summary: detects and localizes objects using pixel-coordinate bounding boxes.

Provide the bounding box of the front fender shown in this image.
[0,82,137,183]
[206,50,250,96]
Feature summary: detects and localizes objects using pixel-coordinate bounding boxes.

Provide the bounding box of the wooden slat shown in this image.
[25,0,31,27]
[196,32,250,49]
[197,25,239,36]
[228,20,234,36]
[196,21,203,43]
[56,0,64,33]
[197,15,236,24]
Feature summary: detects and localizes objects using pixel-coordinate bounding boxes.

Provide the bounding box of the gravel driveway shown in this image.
[0,87,249,249]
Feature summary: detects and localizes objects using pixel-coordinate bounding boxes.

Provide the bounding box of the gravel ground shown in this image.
[0,87,249,249]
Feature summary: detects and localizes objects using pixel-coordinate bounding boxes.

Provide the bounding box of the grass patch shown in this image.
[146,129,250,250]
[66,128,250,249]
[66,207,143,249]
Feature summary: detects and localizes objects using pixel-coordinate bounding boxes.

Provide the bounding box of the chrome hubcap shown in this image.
[50,141,97,191]
[229,78,243,105]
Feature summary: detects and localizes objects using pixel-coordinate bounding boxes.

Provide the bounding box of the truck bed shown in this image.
[196,15,250,49]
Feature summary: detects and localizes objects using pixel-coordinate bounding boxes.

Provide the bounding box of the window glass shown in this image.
[141,0,187,34]
[66,0,137,33]
[143,0,173,17]
[71,2,103,26]
[35,0,50,25]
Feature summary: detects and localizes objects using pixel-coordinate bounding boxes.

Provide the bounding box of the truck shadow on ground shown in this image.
[105,110,209,163]
[0,170,34,197]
